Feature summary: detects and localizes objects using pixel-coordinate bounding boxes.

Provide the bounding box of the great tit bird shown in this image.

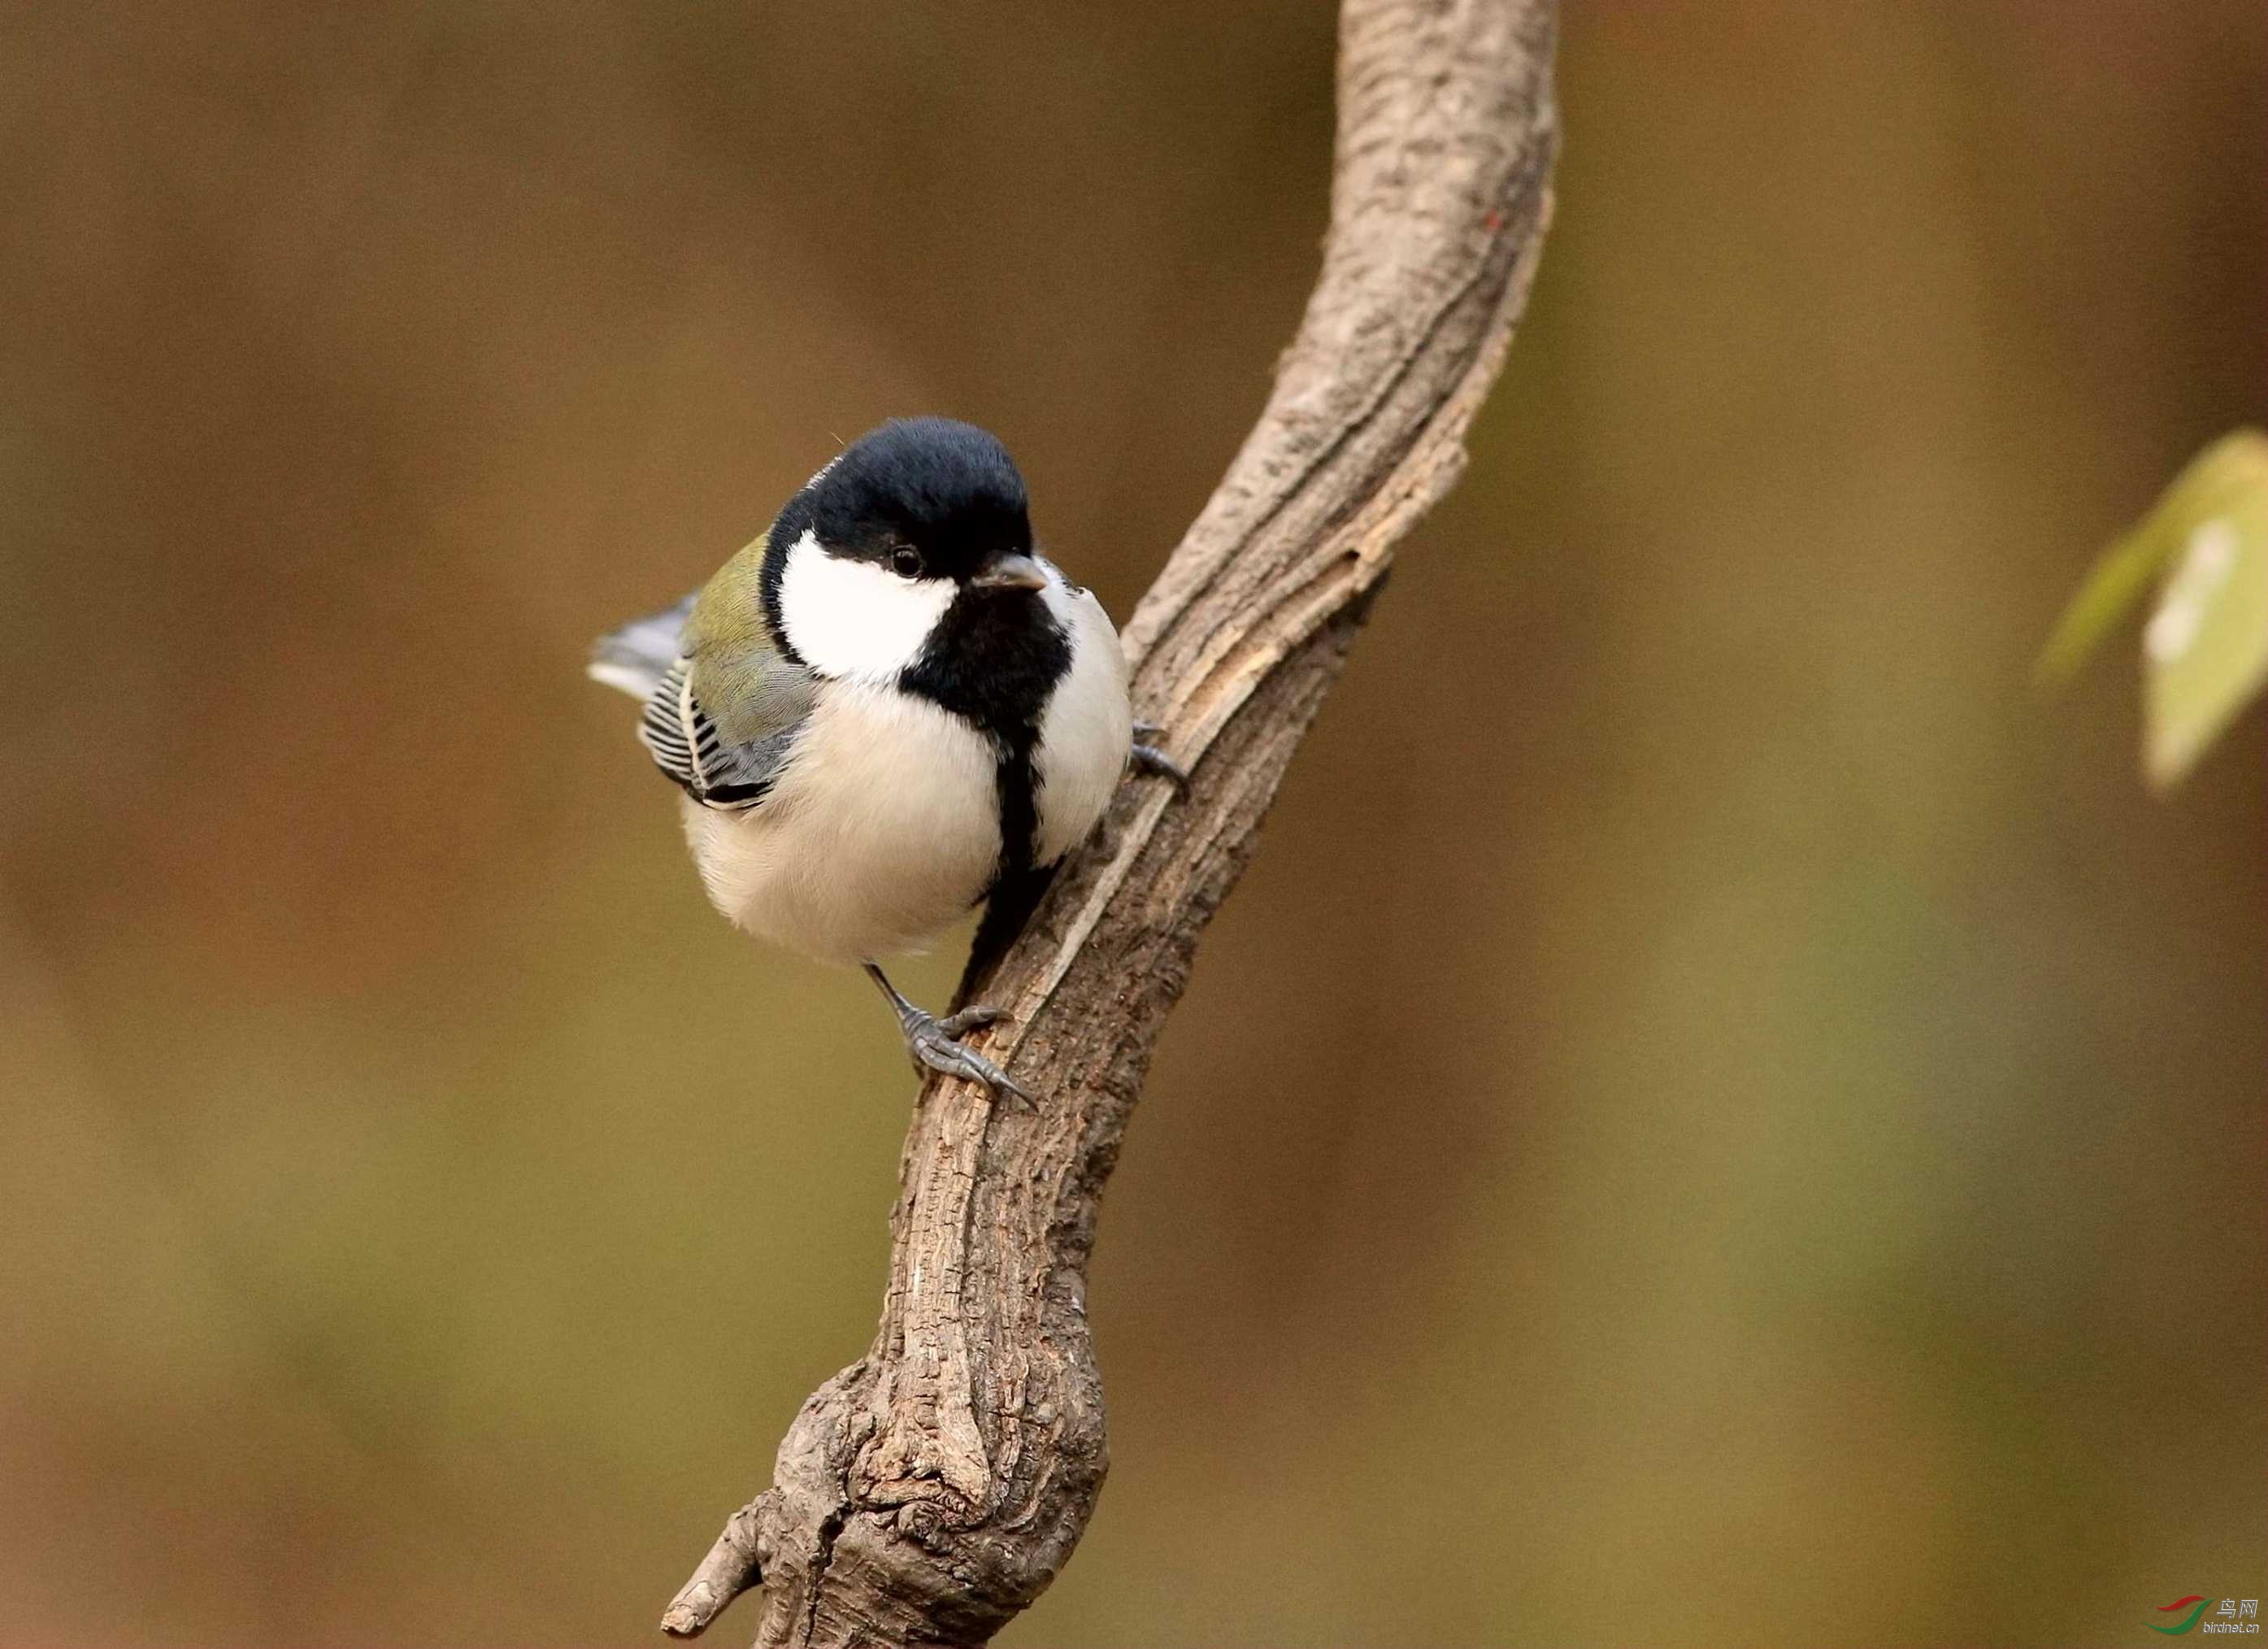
[589,416,1182,1099]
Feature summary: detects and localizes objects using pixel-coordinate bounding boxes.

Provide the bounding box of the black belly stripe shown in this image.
[988,737,1041,898]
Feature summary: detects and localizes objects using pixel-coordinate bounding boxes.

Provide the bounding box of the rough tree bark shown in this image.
[661,2,1557,1643]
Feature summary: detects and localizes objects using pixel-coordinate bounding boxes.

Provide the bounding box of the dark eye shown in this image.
[889,546,924,579]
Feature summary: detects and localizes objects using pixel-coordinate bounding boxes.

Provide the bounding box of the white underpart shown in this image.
[1033,564,1134,866]
[680,679,1001,964]
[775,527,956,681]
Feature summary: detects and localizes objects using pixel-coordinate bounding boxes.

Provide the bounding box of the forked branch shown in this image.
[663,2,1558,1642]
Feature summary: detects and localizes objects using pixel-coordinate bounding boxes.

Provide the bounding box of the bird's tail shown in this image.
[587,593,697,699]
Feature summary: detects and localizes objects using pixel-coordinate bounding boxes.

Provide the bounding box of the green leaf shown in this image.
[2037,429,2268,790]
[2036,430,2266,687]
[2140,433,2268,788]
[2036,524,2179,688]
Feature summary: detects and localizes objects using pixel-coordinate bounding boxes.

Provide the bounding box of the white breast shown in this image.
[1032,573,1134,866]
[680,680,1001,965]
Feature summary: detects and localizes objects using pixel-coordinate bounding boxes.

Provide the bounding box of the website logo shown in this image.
[2152,1598,2261,1637]
[2155,1599,2213,1636]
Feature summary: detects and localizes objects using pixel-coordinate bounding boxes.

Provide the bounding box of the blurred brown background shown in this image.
[2,2,2262,1644]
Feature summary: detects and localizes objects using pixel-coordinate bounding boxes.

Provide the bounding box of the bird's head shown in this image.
[760,417,1058,685]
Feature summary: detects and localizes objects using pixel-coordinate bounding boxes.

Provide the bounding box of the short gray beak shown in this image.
[971,551,1048,592]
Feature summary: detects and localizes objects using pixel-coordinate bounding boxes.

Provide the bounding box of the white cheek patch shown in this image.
[776,528,956,681]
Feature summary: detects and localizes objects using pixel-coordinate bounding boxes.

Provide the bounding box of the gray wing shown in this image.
[589,594,815,811]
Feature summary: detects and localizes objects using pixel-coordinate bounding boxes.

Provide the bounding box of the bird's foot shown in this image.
[863,963,1032,1102]
[903,1003,1030,1102]
[1129,736,1190,794]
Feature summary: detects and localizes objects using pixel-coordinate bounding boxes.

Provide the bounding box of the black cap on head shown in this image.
[774,417,1032,585]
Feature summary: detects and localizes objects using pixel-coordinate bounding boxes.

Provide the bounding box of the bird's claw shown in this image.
[865,964,1032,1103]
[905,1005,1032,1103]
[1130,741,1190,794]
[937,1004,1006,1037]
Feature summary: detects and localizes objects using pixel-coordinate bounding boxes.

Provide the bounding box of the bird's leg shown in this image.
[1128,721,1190,793]
[862,962,1031,1102]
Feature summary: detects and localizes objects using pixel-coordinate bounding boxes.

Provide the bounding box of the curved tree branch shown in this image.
[663,2,1557,1642]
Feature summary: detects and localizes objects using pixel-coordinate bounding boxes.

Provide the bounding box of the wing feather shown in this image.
[632,657,810,810]
[595,537,816,811]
